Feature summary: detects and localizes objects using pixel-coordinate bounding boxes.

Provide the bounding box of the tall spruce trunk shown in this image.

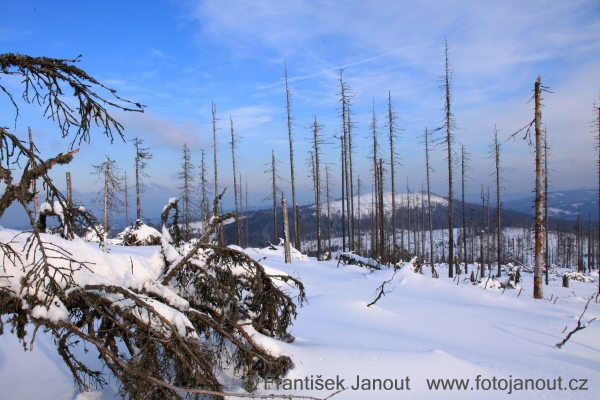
[284,62,300,250]
[104,156,109,231]
[533,76,544,299]
[443,39,455,278]
[230,116,241,246]
[544,128,550,284]
[425,128,436,276]
[271,149,278,243]
[388,92,398,261]
[312,117,323,260]
[282,195,291,263]
[461,145,468,274]
[494,127,502,277]
[378,159,385,262]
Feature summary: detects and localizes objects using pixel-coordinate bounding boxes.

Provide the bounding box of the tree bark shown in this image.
[533,76,544,299]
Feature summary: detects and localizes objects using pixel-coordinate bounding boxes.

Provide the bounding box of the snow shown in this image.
[1,228,599,399]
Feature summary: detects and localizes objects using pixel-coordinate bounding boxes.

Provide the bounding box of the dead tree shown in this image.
[369,97,382,259]
[131,137,152,221]
[91,156,125,232]
[439,39,457,278]
[178,144,196,241]
[422,128,437,277]
[544,127,550,284]
[593,95,600,291]
[211,101,224,245]
[491,127,502,277]
[461,145,471,275]
[284,62,301,251]
[480,184,486,279]
[264,149,285,244]
[124,171,129,226]
[282,194,291,263]
[325,164,333,256]
[534,76,544,299]
[308,117,326,260]
[230,115,242,246]
[387,91,401,261]
[199,149,211,234]
[378,159,386,262]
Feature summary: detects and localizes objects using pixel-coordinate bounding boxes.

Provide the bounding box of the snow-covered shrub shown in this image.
[119,219,161,246]
[561,271,595,283]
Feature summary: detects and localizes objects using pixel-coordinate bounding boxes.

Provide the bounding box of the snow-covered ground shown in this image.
[1,231,599,399]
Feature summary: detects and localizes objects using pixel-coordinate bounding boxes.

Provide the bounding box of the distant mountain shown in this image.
[503,188,598,221]
[226,191,547,248]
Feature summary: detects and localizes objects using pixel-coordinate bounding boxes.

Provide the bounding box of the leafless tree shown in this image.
[308,117,326,260]
[230,115,242,246]
[387,91,401,261]
[131,137,152,221]
[284,62,301,250]
[490,127,502,277]
[91,156,125,232]
[461,145,471,274]
[422,128,438,277]
[178,143,196,241]
[439,39,457,278]
[264,150,285,243]
[199,149,211,234]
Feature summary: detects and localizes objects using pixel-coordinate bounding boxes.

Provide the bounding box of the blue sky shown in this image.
[2,0,600,227]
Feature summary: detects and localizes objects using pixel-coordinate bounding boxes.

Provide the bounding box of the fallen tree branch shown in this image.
[367,270,397,308]
[556,296,597,349]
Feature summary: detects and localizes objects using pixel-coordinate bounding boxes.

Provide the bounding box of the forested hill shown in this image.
[224,191,573,248]
[503,188,598,221]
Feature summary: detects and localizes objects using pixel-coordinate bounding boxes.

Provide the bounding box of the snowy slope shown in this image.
[1,235,599,399]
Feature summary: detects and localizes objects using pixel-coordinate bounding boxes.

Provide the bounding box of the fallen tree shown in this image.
[0,53,308,399]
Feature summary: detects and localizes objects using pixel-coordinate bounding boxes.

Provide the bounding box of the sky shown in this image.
[1,0,600,227]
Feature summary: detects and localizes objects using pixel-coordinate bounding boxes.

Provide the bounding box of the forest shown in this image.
[0,47,599,400]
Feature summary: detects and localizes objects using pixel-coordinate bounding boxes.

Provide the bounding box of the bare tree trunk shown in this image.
[388,91,399,261]
[230,116,241,246]
[246,179,249,248]
[271,149,278,243]
[66,171,73,208]
[461,145,468,274]
[421,185,426,264]
[28,127,39,220]
[494,127,502,277]
[442,39,456,278]
[370,98,380,258]
[123,171,128,226]
[282,195,291,263]
[357,178,362,255]
[211,102,223,244]
[347,101,355,252]
[311,117,324,260]
[378,159,385,262]
[132,137,152,222]
[424,128,436,276]
[407,179,411,255]
[544,127,550,284]
[284,62,300,251]
[533,76,544,299]
[104,156,109,231]
[200,149,210,234]
[325,165,332,257]
[480,185,486,279]
[340,133,346,252]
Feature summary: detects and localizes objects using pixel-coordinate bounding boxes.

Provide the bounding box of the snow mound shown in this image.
[118,219,162,246]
